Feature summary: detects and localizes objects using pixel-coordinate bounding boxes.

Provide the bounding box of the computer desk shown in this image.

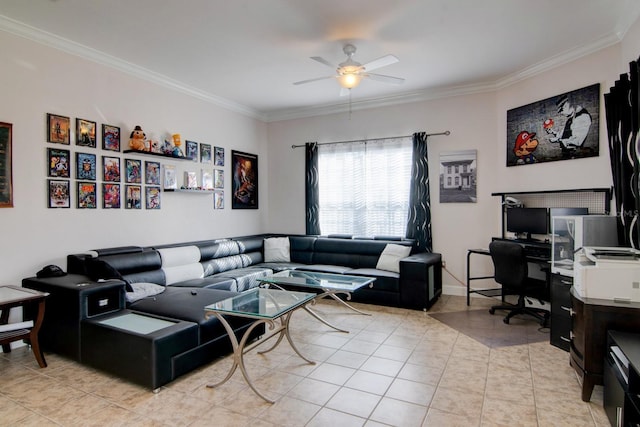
[466,238,551,306]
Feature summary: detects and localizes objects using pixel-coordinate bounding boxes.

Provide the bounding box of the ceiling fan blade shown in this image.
[293,75,335,85]
[362,54,399,72]
[366,73,405,85]
[310,56,337,69]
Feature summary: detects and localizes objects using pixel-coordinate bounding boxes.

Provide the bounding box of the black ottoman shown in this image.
[81,309,198,389]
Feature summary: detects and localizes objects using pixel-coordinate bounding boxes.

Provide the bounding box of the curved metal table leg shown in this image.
[321,290,372,316]
[303,303,349,333]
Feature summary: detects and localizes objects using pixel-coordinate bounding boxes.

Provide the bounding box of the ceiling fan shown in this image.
[293,44,404,95]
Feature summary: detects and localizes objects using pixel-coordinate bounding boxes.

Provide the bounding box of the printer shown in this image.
[573,247,640,302]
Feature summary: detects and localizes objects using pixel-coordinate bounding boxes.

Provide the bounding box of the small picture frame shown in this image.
[47,148,71,178]
[102,124,121,152]
[214,146,224,166]
[125,159,142,183]
[76,152,96,180]
[47,113,70,145]
[200,143,212,163]
[184,171,198,189]
[164,164,177,190]
[145,186,161,209]
[48,179,70,208]
[125,185,142,209]
[214,190,224,209]
[201,169,213,190]
[0,122,12,208]
[145,161,161,185]
[76,118,97,148]
[77,181,97,209]
[185,140,198,161]
[102,183,120,208]
[102,156,121,182]
[214,169,224,189]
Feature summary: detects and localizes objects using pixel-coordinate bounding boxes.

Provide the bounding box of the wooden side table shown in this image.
[0,285,49,368]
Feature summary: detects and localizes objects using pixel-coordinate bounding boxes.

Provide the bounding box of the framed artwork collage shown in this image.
[45,113,227,210]
[183,140,226,209]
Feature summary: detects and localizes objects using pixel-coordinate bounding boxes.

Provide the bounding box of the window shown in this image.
[318,137,412,237]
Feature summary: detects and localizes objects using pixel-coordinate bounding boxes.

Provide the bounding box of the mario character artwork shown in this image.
[513,131,539,165]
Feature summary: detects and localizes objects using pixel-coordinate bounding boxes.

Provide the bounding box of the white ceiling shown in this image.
[1,0,639,122]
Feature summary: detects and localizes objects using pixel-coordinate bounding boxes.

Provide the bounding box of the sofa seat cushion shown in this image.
[296,264,354,274]
[254,262,308,273]
[168,276,236,290]
[214,267,273,292]
[346,268,400,292]
[128,287,248,343]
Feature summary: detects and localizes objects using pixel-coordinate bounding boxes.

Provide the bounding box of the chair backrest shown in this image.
[489,240,528,289]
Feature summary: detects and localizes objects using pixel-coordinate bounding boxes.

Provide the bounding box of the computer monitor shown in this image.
[506,208,549,241]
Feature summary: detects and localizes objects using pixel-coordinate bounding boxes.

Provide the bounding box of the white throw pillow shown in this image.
[264,237,291,262]
[376,244,412,273]
[125,282,166,303]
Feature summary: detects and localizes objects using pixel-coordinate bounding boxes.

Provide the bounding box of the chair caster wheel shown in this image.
[503,318,509,324]
[489,308,495,315]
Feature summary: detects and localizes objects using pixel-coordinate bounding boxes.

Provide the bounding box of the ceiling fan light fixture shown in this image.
[337,66,362,89]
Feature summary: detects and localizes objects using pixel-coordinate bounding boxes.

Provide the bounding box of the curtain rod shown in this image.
[291,130,450,149]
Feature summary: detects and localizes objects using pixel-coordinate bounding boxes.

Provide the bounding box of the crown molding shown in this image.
[0,15,267,122]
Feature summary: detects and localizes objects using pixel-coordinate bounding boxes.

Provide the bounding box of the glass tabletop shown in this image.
[204,288,316,319]
[97,313,176,335]
[258,270,375,292]
[0,285,47,305]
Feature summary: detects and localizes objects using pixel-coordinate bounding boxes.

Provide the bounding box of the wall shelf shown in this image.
[123,149,192,161]
[164,189,213,194]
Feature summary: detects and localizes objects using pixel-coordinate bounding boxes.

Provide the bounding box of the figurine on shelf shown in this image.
[128,125,148,151]
[171,133,185,158]
[149,139,162,154]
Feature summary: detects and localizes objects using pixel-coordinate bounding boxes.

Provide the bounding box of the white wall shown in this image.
[0,31,268,286]
[267,16,640,294]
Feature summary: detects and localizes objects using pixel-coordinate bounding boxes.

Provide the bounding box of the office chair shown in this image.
[488,240,550,326]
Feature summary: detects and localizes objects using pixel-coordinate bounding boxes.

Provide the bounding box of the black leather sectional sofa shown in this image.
[23,234,441,389]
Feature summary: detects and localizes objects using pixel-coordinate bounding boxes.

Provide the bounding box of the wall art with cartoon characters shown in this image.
[506,83,599,166]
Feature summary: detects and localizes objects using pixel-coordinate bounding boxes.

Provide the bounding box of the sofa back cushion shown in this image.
[158,246,204,285]
[313,238,413,269]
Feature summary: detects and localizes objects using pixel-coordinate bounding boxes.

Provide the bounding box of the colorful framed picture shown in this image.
[0,122,12,207]
[77,181,97,209]
[102,124,121,152]
[145,161,160,185]
[145,186,161,209]
[76,152,96,180]
[76,118,97,148]
[231,150,258,209]
[102,183,120,208]
[185,140,198,161]
[214,146,224,166]
[125,185,142,209]
[164,164,177,190]
[214,169,224,189]
[47,148,70,178]
[214,190,224,209]
[200,143,212,163]
[48,179,70,208]
[506,83,600,166]
[102,156,121,182]
[47,113,70,145]
[125,159,142,183]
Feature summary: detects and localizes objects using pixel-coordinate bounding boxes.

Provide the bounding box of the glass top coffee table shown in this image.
[258,270,375,333]
[204,288,316,403]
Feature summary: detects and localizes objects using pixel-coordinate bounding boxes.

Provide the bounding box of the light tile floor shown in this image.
[0,295,609,426]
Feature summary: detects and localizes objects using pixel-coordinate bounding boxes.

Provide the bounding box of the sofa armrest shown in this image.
[399,252,442,310]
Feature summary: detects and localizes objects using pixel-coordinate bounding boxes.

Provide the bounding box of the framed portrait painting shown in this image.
[231,150,258,209]
[506,83,600,166]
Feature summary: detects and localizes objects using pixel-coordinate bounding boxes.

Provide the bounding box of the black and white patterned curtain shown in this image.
[405,132,433,252]
[305,142,321,235]
[605,58,640,248]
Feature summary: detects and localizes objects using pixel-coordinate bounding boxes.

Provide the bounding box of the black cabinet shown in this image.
[22,274,125,361]
[605,331,640,426]
[550,274,572,351]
